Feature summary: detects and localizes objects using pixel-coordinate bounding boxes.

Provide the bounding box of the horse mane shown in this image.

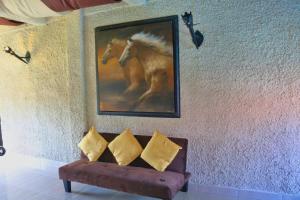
[130,32,173,56]
[110,38,126,47]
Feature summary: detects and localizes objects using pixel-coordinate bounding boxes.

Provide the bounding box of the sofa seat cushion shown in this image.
[59,159,187,199]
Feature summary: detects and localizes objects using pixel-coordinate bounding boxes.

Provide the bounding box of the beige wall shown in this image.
[0,13,86,161]
[0,0,299,195]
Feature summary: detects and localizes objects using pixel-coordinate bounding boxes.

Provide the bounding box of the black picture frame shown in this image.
[95,15,180,118]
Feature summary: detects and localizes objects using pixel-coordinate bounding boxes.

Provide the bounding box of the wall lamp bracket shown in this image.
[0,117,5,156]
[4,46,31,64]
[181,12,204,49]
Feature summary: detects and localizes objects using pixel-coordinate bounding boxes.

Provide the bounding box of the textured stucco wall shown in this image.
[0,12,86,161]
[0,0,299,195]
[85,0,300,194]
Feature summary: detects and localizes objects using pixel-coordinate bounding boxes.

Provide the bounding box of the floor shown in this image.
[0,153,297,200]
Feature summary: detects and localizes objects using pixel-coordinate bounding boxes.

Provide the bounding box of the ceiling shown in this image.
[0,0,121,25]
[0,0,149,25]
[0,0,149,34]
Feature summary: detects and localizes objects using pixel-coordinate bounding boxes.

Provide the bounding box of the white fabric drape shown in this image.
[0,0,68,25]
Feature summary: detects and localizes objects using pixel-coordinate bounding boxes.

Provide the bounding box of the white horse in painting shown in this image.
[119,32,173,104]
[102,38,145,94]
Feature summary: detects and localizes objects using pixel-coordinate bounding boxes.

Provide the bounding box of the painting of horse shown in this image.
[119,32,174,105]
[95,16,180,117]
[102,38,145,95]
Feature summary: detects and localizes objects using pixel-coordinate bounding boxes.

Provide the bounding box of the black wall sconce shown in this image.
[4,46,31,64]
[181,12,204,49]
[0,117,5,156]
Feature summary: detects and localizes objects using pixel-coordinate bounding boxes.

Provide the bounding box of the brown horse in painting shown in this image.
[102,38,145,94]
[119,32,173,104]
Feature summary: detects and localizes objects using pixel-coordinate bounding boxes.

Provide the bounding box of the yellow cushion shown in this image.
[141,130,182,172]
[78,127,108,162]
[108,129,143,166]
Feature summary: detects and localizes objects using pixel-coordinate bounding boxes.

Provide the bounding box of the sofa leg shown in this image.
[181,182,188,192]
[63,180,71,193]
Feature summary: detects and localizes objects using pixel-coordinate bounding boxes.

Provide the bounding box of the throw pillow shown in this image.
[78,126,108,162]
[108,128,143,166]
[141,130,182,172]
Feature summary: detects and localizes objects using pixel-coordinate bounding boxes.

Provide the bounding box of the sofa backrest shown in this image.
[81,132,188,174]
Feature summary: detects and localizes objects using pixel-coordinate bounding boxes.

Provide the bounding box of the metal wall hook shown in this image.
[181,12,204,49]
[0,117,5,156]
[4,46,31,64]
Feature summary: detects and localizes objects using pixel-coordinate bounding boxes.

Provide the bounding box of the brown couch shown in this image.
[59,132,191,200]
